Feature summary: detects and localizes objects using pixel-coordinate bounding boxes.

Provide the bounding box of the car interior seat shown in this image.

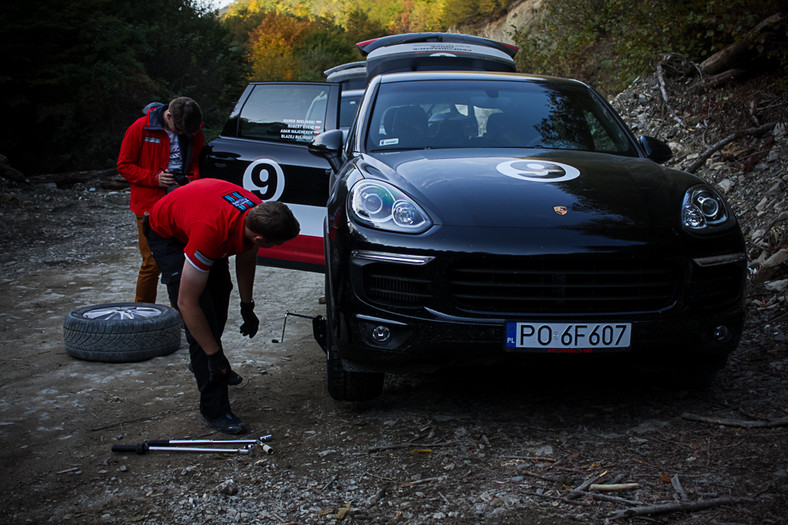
[387,105,428,148]
[485,112,520,147]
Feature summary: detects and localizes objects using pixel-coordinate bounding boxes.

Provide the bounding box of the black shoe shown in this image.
[227,370,243,386]
[188,363,243,385]
[202,413,248,435]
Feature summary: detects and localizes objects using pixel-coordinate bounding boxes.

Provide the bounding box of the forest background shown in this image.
[1,0,785,175]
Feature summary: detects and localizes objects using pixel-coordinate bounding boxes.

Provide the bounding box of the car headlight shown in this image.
[681,185,734,233]
[348,180,432,233]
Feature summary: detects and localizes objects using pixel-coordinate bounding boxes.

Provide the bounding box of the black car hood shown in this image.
[359,149,700,231]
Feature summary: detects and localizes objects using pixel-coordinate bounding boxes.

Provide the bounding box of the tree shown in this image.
[0,0,247,175]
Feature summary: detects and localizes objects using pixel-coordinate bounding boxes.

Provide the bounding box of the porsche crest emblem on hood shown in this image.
[553,206,568,215]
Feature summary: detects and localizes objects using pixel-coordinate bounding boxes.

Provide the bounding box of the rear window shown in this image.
[364,79,636,155]
[340,92,363,129]
[238,84,333,145]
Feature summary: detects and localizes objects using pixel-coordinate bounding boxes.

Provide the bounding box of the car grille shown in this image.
[687,263,745,307]
[362,257,682,314]
[364,264,432,307]
[447,257,681,314]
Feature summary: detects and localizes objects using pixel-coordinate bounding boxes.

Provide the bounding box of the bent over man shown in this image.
[146,178,300,434]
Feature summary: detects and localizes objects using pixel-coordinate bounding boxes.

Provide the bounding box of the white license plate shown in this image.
[505,322,631,351]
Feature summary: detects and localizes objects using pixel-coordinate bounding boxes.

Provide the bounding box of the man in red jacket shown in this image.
[146,178,300,434]
[117,97,205,304]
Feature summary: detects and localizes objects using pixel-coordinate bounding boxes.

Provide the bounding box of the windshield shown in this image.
[364,79,637,155]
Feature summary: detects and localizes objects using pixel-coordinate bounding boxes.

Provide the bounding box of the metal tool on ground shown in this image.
[111,435,274,455]
[271,311,325,346]
[112,443,251,455]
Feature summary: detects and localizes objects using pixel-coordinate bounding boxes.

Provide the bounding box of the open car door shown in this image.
[201,82,340,272]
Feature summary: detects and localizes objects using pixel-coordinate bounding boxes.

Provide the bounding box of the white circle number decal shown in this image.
[497,159,580,183]
[243,158,285,201]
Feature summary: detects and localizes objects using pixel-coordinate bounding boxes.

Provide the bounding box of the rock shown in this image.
[717,178,734,193]
[764,279,788,293]
[217,479,238,496]
[764,249,788,269]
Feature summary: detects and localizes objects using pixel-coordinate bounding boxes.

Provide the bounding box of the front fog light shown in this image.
[371,325,391,343]
[713,325,731,342]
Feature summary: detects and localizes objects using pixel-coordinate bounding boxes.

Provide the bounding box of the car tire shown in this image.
[63,303,182,362]
[326,347,384,401]
[323,269,383,401]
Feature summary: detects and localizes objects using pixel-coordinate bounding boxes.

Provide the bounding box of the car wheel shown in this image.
[63,303,182,362]
[324,271,384,401]
[326,346,384,401]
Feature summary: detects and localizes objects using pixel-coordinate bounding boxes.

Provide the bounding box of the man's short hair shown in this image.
[168,97,203,135]
[246,201,300,244]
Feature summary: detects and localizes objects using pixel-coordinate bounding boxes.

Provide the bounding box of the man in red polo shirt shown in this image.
[146,178,300,434]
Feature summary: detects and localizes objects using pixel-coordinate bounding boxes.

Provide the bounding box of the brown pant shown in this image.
[135,213,161,303]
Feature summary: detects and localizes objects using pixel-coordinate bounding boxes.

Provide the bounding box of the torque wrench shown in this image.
[112,443,251,455]
[111,435,274,455]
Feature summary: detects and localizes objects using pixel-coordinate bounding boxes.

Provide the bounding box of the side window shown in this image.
[584,107,634,153]
[585,110,616,152]
[239,84,333,145]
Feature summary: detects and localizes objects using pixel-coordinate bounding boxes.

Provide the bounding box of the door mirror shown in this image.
[310,129,345,172]
[639,136,672,164]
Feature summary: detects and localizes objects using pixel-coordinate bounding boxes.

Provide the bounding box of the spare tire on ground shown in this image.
[63,303,182,362]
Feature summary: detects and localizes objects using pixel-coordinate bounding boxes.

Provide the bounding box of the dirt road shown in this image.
[0,182,786,524]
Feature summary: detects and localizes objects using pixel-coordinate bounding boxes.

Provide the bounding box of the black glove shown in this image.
[207,352,230,385]
[240,300,259,338]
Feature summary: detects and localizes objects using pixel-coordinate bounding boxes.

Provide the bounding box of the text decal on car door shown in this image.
[496,160,580,183]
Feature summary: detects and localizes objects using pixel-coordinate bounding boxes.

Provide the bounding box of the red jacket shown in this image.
[117,103,204,214]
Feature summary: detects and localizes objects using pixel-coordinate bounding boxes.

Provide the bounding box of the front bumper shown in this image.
[330,248,747,374]
[336,301,745,373]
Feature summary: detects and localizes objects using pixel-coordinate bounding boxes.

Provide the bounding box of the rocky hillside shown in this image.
[455,0,544,46]
[609,56,787,324]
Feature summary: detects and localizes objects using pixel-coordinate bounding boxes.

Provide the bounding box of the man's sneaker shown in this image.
[188,363,243,385]
[202,413,248,435]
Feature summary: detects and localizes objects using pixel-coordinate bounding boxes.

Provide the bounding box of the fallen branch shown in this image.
[517,470,563,483]
[527,491,593,507]
[587,492,641,505]
[700,13,784,75]
[503,455,557,462]
[656,56,684,127]
[671,474,689,501]
[567,470,607,499]
[0,157,29,183]
[529,490,640,507]
[704,68,748,89]
[589,483,639,492]
[366,440,456,453]
[682,412,788,428]
[609,496,755,519]
[400,476,440,488]
[685,122,776,173]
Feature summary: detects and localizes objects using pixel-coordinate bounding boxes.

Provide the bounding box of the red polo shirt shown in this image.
[148,179,262,272]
